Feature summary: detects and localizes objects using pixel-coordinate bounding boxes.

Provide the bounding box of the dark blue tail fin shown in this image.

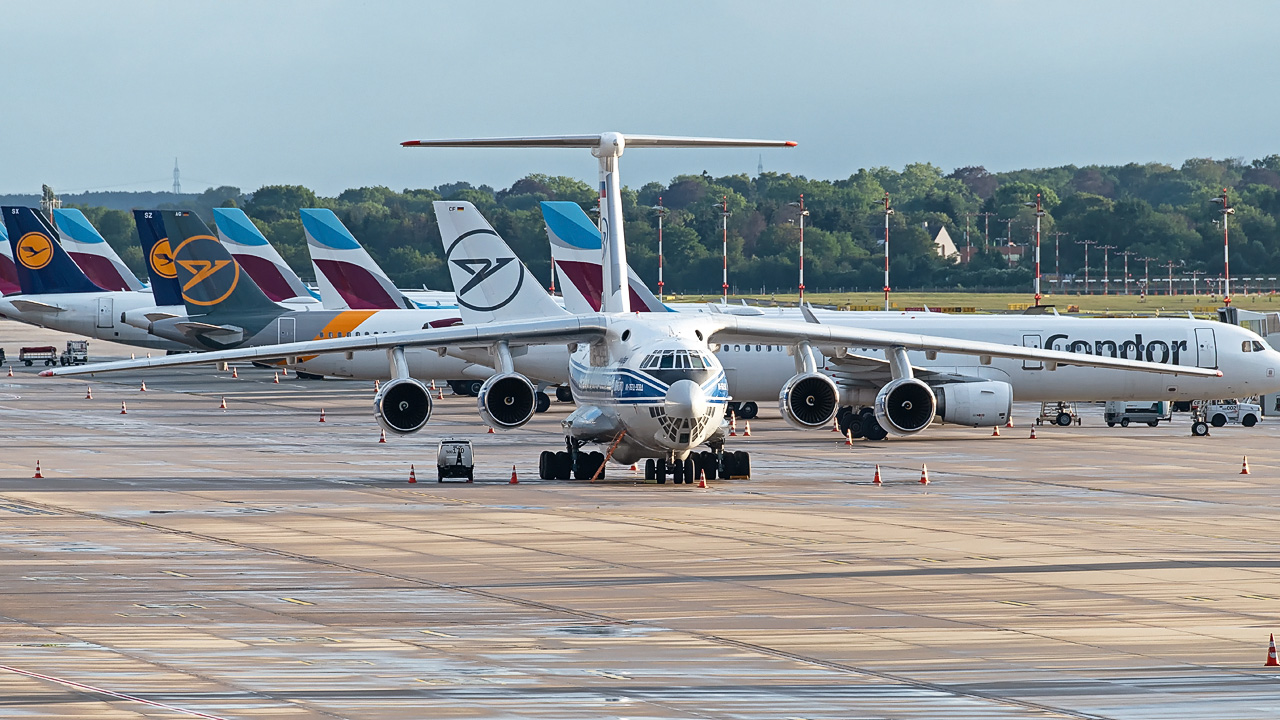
[161,210,281,317]
[133,210,184,307]
[1,206,105,294]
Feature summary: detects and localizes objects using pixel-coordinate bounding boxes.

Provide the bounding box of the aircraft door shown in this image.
[1195,328,1217,368]
[278,316,296,344]
[1022,334,1042,370]
[96,297,114,328]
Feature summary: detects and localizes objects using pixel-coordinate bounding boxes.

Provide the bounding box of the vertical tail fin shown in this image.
[433,201,569,324]
[162,210,282,317]
[2,206,105,294]
[541,201,667,313]
[0,221,20,295]
[133,210,184,307]
[211,208,318,303]
[300,208,415,309]
[52,208,144,291]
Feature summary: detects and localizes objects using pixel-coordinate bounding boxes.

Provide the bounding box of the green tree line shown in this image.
[64,156,1280,294]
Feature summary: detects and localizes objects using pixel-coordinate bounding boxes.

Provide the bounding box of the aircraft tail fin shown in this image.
[434,200,569,324]
[52,208,145,292]
[1,206,105,295]
[541,201,668,314]
[0,220,20,295]
[300,208,415,310]
[133,210,184,307]
[161,210,283,318]
[212,208,318,303]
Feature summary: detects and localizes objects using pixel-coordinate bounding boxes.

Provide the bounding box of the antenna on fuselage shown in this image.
[401,133,796,314]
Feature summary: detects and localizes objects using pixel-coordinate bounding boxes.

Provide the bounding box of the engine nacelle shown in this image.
[935,380,1012,427]
[477,373,537,430]
[874,378,936,436]
[778,372,839,430]
[373,378,432,435]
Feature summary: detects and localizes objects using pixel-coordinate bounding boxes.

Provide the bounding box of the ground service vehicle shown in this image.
[19,346,57,366]
[436,438,474,482]
[59,340,88,366]
[1204,400,1261,428]
[1105,401,1171,427]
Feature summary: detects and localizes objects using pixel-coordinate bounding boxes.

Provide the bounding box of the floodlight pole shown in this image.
[1075,239,1096,294]
[1047,231,1068,292]
[975,211,995,249]
[881,192,894,310]
[719,195,730,303]
[789,195,810,302]
[1097,245,1115,295]
[1211,189,1234,305]
[1023,195,1045,305]
[1115,250,1136,295]
[653,199,668,302]
[996,218,1016,269]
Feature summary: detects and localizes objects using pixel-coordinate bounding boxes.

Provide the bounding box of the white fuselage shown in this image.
[0,291,190,351]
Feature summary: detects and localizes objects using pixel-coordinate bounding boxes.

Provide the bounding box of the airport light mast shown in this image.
[1097,245,1116,295]
[975,211,995,250]
[1115,250,1137,295]
[1210,189,1235,305]
[1189,269,1206,296]
[788,195,809,302]
[1139,256,1155,297]
[717,195,730,303]
[1047,231,1068,292]
[1075,238,1096,294]
[652,199,668,302]
[879,192,894,310]
[996,218,1016,269]
[1023,194,1045,305]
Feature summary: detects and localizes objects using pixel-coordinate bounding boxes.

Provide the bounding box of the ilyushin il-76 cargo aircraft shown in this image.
[45,134,1220,484]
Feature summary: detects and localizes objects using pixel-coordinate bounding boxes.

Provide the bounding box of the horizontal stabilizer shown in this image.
[404,133,796,150]
[7,299,66,313]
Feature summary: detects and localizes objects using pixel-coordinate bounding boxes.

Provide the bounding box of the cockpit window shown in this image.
[1243,341,1253,353]
[689,351,706,368]
[659,351,675,369]
[1254,341,1267,352]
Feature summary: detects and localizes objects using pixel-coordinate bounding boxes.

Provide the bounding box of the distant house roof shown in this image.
[933,226,958,260]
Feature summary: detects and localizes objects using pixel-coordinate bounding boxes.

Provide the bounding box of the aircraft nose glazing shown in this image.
[664,379,708,420]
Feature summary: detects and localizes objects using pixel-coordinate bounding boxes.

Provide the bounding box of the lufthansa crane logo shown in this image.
[444,229,523,312]
[173,234,239,306]
[149,238,177,279]
[15,232,54,270]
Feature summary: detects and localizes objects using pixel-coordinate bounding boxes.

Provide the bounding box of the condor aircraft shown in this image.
[42,133,1221,484]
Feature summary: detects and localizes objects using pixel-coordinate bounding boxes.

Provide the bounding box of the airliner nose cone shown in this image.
[664,379,707,419]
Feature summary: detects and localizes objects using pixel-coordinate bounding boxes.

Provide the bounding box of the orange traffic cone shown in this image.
[1029,426,1037,439]
[845,430,854,446]
[743,421,752,437]
[319,409,326,423]
[85,386,92,400]
[729,413,737,436]
[919,464,930,486]
[231,366,239,379]
[281,368,288,377]
[509,464,519,484]
[697,470,708,488]
[1005,419,1013,428]
[430,380,437,391]
[273,372,279,384]
[831,417,840,432]
[992,426,1000,437]
[139,381,147,392]
[120,401,128,415]
[872,465,882,486]
[408,465,417,484]
[1267,633,1279,666]
[219,397,227,411]
[374,379,380,393]
[436,388,444,400]
[1241,456,1251,474]
[630,463,637,471]
[130,353,135,360]
[33,460,43,479]
[487,426,495,434]
[6,365,11,377]
[378,429,387,443]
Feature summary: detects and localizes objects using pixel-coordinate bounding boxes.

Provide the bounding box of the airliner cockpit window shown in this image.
[659,351,675,369]
[1254,341,1267,352]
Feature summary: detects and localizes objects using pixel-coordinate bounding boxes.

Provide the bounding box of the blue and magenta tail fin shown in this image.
[52,208,144,292]
[301,208,415,310]
[541,201,668,313]
[133,210,184,307]
[212,208,318,303]
[1,206,105,295]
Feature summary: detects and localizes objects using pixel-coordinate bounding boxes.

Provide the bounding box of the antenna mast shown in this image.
[173,158,181,194]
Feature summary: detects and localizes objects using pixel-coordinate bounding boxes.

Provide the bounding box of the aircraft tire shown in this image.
[739,402,759,420]
[534,393,551,414]
[672,459,685,484]
[554,451,572,480]
[467,380,484,396]
[539,451,554,480]
[644,459,656,481]
[656,458,668,484]
[733,451,750,478]
[685,458,696,483]
[556,386,573,403]
[1192,421,1210,437]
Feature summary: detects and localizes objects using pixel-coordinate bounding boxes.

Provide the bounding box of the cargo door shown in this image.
[1022,334,1042,370]
[96,297,114,328]
[278,316,296,344]
[1195,328,1217,368]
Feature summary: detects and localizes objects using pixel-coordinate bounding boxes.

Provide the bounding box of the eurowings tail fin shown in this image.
[1,206,105,295]
[161,210,283,318]
[434,200,569,324]
[541,201,668,313]
[212,208,318,303]
[52,208,144,291]
[300,208,416,310]
[133,210,184,307]
[0,221,20,295]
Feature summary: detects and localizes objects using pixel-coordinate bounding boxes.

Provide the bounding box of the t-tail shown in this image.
[433,200,569,324]
[52,209,144,292]
[212,208,318,303]
[133,210,184,307]
[1,206,105,295]
[0,221,20,295]
[541,201,668,314]
[300,208,416,310]
[162,210,284,320]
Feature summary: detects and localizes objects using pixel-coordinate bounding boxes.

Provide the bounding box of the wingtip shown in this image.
[38,370,53,377]
[1217,370,1224,377]
[785,141,798,147]
[400,140,422,147]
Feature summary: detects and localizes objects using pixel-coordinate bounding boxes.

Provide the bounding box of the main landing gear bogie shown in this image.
[837,406,887,441]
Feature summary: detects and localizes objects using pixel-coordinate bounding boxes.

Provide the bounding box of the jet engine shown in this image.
[373,378,432,435]
[778,372,839,430]
[874,378,936,436]
[935,380,1012,427]
[477,373,537,430]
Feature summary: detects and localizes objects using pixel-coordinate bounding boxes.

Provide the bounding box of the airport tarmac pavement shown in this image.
[0,320,1278,719]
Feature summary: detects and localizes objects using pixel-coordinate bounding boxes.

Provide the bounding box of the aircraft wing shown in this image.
[41,315,608,377]
[7,299,67,314]
[709,316,1222,378]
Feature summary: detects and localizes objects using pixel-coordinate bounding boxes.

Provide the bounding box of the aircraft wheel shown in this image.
[656,458,668,484]
[717,453,732,480]
[592,451,606,480]
[1192,421,1210,437]
[684,458,696,484]
[733,451,750,478]
[534,392,551,414]
[1211,414,1227,427]
[644,459,656,481]
[539,451,554,480]
[1243,414,1258,427]
[554,451,572,480]
[1056,412,1072,427]
[556,386,573,403]
[1120,418,1130,428]
[739,402,758,420]
[467,380,484,396]
[673,459,685,484]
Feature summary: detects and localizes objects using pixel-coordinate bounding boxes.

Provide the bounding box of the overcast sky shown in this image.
[3,1,1277,196]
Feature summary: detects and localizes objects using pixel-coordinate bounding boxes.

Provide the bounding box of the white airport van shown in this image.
[436,438,474,482]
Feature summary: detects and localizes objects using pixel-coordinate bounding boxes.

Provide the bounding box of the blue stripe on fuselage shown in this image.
[569,360,729,405]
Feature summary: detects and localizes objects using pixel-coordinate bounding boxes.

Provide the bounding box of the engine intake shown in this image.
[874,378,936,435]
[373,378,432,434]
[936,380,1012,427]
[778,372,839,430]
[477,373,537,429]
